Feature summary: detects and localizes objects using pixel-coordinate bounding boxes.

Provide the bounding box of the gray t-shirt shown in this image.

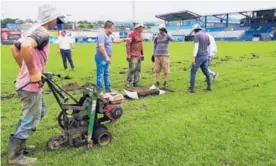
[16,26,49,51]
[96,31,113,57]
[194,31,210,57]
[28,26,49,50]
[153,33,173,56]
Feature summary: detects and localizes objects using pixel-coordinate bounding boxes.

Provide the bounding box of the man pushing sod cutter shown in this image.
[8,4,64,166]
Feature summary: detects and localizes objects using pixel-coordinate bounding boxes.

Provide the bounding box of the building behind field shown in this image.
[155,8,276,41]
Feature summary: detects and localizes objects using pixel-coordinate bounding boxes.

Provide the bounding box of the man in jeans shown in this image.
[9,4,64,165]
[126,23,145,88]
[95,21,127,92]
[57,30,75,70]
[186,24,212,93]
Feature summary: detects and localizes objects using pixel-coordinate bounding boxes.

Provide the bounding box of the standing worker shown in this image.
[152,24,173,89]
[126,23,145,88]
[95,20,128,92]
[57,30,75,70]
[8,4,64,165]
[186,24,212,93]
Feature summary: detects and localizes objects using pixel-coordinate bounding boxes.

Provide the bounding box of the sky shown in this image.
[1,0,276,22]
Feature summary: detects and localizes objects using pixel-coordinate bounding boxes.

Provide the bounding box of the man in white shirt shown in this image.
[207,33,218,80]
[57,30,75,70]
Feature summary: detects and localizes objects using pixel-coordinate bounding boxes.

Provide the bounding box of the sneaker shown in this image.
[204,87,212,92]
[213,72,219,80]
[133,83,140,87]
[185,88,195,93]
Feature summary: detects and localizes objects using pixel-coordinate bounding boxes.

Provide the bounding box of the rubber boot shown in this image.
[155,81,160,88]
[22,140,36,155]
[8,135,37,166]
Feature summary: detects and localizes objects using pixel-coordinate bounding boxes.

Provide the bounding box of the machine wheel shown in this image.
[57,111,66,129]
[47,136,67,151]
[93,126,112,146]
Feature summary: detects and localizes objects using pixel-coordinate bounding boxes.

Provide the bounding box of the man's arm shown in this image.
[112,38,127,43]
[167,34,174,41]
[20,38,41,82]
[153,37,157,55]
[192,35,199,64]
[70,37,74,50]
[126,33,133,59]
[57,37,61,54]
[98,34,110,63]
[11,45,22,68]
[207,35,211,61]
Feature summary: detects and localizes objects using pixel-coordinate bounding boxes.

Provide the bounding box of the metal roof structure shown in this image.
[155,8,276,21]
[155,10,201,21]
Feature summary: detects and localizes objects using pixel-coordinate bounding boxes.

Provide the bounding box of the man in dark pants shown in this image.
[126,23,145,88]
[186,24,212,93]
[57,30,75,70]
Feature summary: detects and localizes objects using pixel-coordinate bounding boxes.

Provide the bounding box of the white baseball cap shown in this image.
[158,24,166,29]
[134,23,146,29]
[192,24,202,31]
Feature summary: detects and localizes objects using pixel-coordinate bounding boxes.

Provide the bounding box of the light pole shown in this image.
[132,0,136,28]
[66,14,72,30]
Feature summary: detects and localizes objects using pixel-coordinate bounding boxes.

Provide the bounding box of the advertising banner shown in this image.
[1,29,21,45]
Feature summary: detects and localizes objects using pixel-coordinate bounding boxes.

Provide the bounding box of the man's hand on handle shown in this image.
[29,72,45,87]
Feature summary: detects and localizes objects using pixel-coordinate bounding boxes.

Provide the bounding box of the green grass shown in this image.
[1,41,276,166]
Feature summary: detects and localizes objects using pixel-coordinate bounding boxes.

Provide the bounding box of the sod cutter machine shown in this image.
[41,73,124,150]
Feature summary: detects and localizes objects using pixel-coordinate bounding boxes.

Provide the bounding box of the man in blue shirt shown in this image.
[95,20,127,92]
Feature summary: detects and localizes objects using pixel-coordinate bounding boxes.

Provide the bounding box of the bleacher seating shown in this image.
[206,27,226,32]
[240,23,276,41]
[165,20,276,41]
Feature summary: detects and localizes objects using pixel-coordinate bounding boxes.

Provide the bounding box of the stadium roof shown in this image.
[155,10,201,21]
[156,8,276,21]
[203,8,276,17]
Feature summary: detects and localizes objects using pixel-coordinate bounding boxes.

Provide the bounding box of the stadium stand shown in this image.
[156,8,276,41]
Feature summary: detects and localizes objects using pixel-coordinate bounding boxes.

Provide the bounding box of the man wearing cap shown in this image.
[153,24,173,89]
[186,24,212,93]
[9,4,64,165]
[95,20,128,92]
[126,23,145,88]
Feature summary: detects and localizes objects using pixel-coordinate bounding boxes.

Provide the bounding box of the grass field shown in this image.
[1,41,276,166]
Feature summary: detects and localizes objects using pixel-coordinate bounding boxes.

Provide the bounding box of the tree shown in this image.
[88,24,94,29]
[78,24,85,29]
[1,18,16,28]
[97,20,105,25]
